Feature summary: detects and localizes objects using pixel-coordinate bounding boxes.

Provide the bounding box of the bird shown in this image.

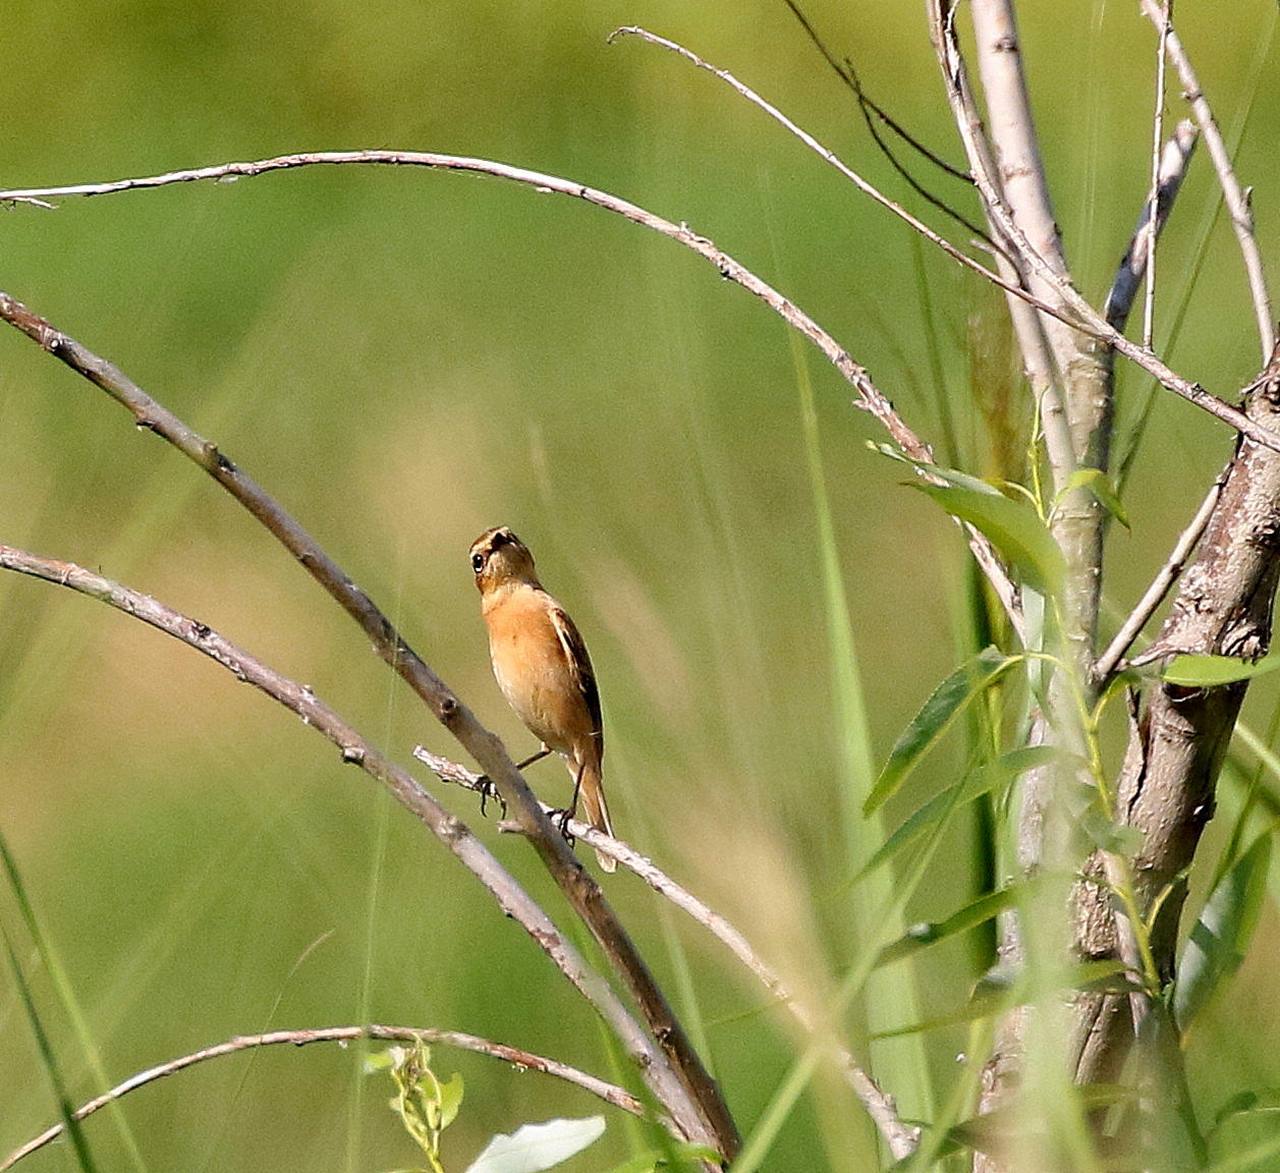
[469,526,616,872]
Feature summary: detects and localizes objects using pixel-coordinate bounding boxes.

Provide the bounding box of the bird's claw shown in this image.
[476,775,507,819]
[547,807,577,846]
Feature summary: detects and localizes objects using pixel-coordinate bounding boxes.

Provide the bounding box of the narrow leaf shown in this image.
[864,646,1019,815]
[464,1117,606,1173]
[1163,653,1280,687]
[860,748,1062,878]
[875,885,1024,969]
[1173,834,1272,1032]
[914,482,1065,594]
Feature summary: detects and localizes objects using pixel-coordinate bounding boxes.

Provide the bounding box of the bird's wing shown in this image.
[547,602,604,740]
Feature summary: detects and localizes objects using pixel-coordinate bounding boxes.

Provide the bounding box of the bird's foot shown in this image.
[547,807,577,846]
[475,775,507,819]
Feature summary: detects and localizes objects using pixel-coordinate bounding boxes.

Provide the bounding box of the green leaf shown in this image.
[437,1072,465,1131]
[1173,834,1272,1032]
[875,885,1025,969]
[864,647,1020,815]
[867,443,1064,591]
[860,748,1062,878]
[464,1117,606,1173]
[914,482,1064,595]
[1163,653,1280,686]
[1059,467,1131,530]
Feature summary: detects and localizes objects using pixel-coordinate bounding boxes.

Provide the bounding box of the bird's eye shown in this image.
[471,553,485,572]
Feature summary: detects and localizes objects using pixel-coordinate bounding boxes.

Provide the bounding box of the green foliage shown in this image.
[1174,834,1273,1034]
[1163,653,1280,686]
[369,1042,464,1173]
[864,646,1022,815]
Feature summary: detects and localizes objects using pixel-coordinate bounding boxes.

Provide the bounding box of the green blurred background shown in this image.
[1,0,1279,1168]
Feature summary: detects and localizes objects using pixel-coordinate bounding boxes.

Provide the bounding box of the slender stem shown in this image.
[1142,2,1173,350]
[1,1025,644,1171]
[1140,0,1275,358]
[1103,120,1198,331]
[1092,472,1224,682]
[0,295,736,1158]
[412,746,922,1159]
[0,544,707,1149]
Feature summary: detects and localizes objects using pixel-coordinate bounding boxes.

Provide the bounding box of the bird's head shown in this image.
[470,526,539,593]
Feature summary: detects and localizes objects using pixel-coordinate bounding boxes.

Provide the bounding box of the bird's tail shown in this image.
[579,759,616,874]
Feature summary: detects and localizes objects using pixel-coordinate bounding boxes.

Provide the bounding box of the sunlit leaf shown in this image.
[438,1072,465,1131]
[1173,834,1272,1032]
[864,646,1020,815]
[464,1117,606,1173]
[1163,653,1280,687]
[914,482,1064,594]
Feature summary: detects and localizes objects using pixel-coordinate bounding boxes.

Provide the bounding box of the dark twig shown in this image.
[1,1025,644,1170]
[0,544,706,1147]
[780,0,994,249]
[413,746,922,1159]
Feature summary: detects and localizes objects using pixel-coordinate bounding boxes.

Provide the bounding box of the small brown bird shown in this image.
[470,526,616,872]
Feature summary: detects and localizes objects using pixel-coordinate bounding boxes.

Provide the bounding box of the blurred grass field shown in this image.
[2,1,1280,1168]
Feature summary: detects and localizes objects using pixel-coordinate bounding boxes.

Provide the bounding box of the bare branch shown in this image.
[1104,120,1198,331]
[0,296,736,1157]
[1142,2,1173,349]
[0,544,710,1146]
[612,25,1280,459]
[1093,471,1224,683]
[1,1025,643,1171]
[412,747,922,1160]
[1141,0,1274,358]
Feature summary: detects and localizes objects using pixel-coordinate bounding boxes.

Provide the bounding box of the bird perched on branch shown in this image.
[470,526,616,872]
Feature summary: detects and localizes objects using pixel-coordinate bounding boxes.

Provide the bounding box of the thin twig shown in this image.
[612,24,1280,457]
[0,296,734,1158]
[1104,120,1198,331]
[0,545,705,1148]
[1093,469,1226,683]
[1143,2,1173,349]
[1141,0,1274,358]
[911,11,1280,453]
[779,0,994,249]
[412,747,922,1159]
[0,164,1025,637]
[1,1025,644,1170]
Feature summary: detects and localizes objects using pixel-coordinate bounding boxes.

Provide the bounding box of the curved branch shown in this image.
[1,1025,643,1171]
[0,295,734,1158]
[0,545,702,1148]
[0,159,1023,637]
[411,747,922,1159]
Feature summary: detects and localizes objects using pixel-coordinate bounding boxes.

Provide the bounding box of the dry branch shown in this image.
[412,747,922,1159]
[0,544,708,1146]
[1140,0,1274,357]
[1,1025,643,1170]
[0,293,736,1158]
